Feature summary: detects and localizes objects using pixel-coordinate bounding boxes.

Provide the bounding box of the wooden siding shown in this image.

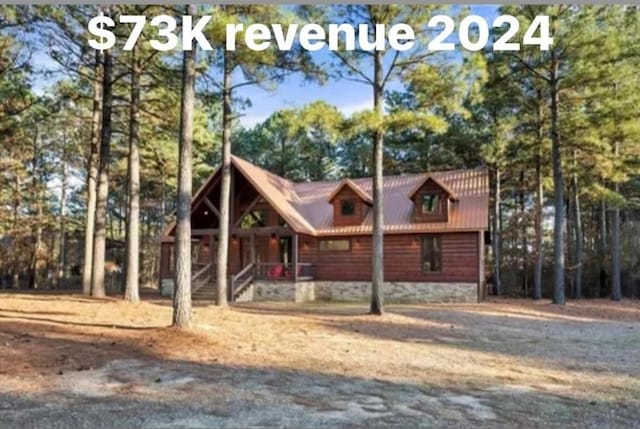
[331,187,368,227]
[299,232,478,283]
[411,180,449,223]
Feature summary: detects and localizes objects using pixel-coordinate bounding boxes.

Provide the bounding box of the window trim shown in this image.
[340,199,356,217]
[421,235,443,273]
[318,238,351,252]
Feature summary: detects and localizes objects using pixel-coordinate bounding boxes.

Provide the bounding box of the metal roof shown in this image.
[232,156,489,236]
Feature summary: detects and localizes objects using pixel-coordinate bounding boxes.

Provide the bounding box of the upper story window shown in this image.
[422,194,440,214]
[341,199,356,216]
[240,209,267,228]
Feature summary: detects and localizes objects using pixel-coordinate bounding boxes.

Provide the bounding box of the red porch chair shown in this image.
[266,264,284,279]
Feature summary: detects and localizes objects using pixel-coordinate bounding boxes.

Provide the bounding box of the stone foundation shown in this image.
[254,281,476,303]
[315,281,477,303]
[253,281,315,303]
[160,278,174,297]
[159,278,477,303]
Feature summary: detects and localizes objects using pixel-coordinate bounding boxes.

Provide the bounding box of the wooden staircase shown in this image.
[192,282,217,301]
[191,262,216,302]
[188,262,256,302]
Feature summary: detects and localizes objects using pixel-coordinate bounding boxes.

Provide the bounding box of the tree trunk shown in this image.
[599,198,607,297]
[492,169,502,296]
[82,34,103,295]
[611,140,622,301]
[173,5,197,327]
[11,174,21,289]
[370,48,384,315]
[566,187,574,299]
[216,51,232,308]
[56,144,68,289]
[572,151,583,299]
[520,169,528,297]
[125,48,140,303]
[91,30,113,298]
[549,56,565,305]
[534,151,544,300]
[30,126,42,289]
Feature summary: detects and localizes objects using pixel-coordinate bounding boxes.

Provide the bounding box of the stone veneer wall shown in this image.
[253,281,476,303]
[253,281,315,303]
[160,278,476,303]
[314,281,477,303]
[160,278,174,297]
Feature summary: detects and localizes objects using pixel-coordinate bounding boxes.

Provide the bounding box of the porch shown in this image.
[159,229,314,302]
[159,160,318,301]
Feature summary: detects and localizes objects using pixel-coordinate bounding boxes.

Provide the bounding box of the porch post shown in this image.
[209,232,215,280]
[250,233,256,263]
[292,233,299,282]
[249,232,257,281]
[478,230,485,302]
[228,171,235,301]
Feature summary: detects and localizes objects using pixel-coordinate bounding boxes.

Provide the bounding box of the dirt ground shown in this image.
[1,291,639,428]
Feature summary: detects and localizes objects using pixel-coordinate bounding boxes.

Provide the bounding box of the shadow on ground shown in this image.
[1,323,636,429]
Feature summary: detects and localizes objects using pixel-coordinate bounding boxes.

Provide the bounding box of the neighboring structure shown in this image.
[160,156,489,303]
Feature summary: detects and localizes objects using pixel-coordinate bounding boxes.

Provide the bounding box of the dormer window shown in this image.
[341,199,356,216]
[409,175,456,223]
[328,179,372,227]
[422,194,440,214]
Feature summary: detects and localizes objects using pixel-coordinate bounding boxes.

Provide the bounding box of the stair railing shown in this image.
[231,262,255,302]
[192,262,212,293]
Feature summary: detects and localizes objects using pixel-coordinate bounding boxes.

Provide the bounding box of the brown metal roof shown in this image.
[232,155,489,236]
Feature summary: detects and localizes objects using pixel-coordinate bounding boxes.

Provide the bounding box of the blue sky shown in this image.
[32,4,500,127]
[234,4,500,127]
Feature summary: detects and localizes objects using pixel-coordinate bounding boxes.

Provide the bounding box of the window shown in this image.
[422,194,440,213]
[422,236,442,272]
[240,210,267,228]
[341,199,356,216]
[319,239,351,251]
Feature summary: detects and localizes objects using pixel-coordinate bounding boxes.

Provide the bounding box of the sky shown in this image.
[233,4,500,127]
[31,4,500,128]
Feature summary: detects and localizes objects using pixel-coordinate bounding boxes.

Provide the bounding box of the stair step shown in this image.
[192,282,217,301]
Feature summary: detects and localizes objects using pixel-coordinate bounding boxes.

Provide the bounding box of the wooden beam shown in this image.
[210,232,216,279]
[228,170,235,301]
[191,226,294,238]
[233,195,261,227]
[250,233,256,264]
[229,171,235,228]
[203,197,220,218]
[192,175,221,211]
[478,230,485,302]
[192,228,218,236]
[292,233,299,282]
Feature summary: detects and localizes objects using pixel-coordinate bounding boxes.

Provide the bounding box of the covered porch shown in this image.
[159,163,314,301]
[160,229,314,301]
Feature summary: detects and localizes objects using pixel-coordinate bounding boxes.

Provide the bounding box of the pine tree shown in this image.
[172,5,198,328]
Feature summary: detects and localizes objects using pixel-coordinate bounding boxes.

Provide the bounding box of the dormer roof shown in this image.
[407,175,458,201]
[327,179,373,205]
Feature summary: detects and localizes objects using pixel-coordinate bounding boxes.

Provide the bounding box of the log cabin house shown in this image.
[160,156,489,303]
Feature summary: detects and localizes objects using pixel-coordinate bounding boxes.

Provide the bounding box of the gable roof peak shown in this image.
[327,178,373,205]
[407,174,458,201]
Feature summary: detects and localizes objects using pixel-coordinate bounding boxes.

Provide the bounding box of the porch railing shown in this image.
[255,262,314,281]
